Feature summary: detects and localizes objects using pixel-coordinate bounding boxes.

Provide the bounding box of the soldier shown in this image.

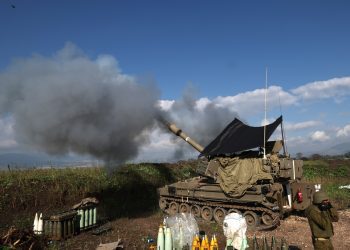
[305,191,339,250]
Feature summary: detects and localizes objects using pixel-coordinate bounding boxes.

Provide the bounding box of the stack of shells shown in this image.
[156,224,219,250]
[156,224,172,250]
[191,234,218,250]
[76,205,97,230]
[33,213,43,234]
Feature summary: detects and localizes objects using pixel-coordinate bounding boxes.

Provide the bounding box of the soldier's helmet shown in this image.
[313,191,329,204]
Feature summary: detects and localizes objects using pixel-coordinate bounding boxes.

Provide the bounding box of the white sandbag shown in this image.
[223,213,248,250]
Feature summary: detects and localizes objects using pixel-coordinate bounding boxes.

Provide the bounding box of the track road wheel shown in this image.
[228,208,241,215]
[213,207,227,224]
[243,211,259,229]
[159,198,167,210]
[261,212,274,226]
[201,206,213,221]
[179,203,190,213]
[191,205,201,218]
[168,201,178,215]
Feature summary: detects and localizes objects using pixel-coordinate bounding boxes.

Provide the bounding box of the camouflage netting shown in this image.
[217,157,273,197]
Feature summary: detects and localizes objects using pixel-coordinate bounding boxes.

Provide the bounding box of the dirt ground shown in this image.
[61,209,350,250]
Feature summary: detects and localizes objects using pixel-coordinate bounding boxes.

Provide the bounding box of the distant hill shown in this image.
[0,153,51,167]
[325,142,350,155]
[0,152,99,169]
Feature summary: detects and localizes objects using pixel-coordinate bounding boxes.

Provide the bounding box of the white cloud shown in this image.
[195,97,212,111]
[260,118,269,126]
[310,131,330,142]
[214,85,297,115]
[260,117,277,126]
[284,120,321,131]
[148,77,350,159]
[336,124,350,137]
[286,136,307,144]
[157,100,175,111]
[292,77,350,101]
[284,136,308,151]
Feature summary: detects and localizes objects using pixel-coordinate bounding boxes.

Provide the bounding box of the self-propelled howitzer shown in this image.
[158,116,315,230]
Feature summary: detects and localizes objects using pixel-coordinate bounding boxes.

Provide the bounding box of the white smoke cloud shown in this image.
[292,77,350,101]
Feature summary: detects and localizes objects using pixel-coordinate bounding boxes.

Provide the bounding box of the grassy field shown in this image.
[1,158,349,231]
[0,161,198,230]
[303,159,350,209]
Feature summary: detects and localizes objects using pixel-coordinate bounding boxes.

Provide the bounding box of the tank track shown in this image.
[160,196,280,231]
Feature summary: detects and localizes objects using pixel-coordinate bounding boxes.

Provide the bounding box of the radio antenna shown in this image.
[278,93,288,156]
[263,67,268,159]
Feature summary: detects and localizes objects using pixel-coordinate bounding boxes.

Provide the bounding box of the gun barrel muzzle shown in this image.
[166,123,204,153]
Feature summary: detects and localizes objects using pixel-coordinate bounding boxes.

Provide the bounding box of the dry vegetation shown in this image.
[0,159,349,249]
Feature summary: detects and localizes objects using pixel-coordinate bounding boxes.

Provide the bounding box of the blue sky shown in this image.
[1,1,350,162]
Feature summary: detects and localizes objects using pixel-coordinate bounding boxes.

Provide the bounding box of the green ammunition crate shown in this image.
[43,210,78,240]
[75,203,98,231]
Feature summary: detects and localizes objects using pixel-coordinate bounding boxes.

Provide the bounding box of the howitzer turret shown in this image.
[158,116,315,230]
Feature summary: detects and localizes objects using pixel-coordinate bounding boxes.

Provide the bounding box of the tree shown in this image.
[310,154,322,160]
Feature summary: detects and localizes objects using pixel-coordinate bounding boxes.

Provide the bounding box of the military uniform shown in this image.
[305,191,339,250]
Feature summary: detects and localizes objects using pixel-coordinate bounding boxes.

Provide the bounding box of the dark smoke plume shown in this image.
[0,43,159,162]
[159,85,241,159]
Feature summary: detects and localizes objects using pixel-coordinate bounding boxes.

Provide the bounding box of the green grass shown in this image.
[303,159,350,208]
[0,162,197,230]
[0,167,107,212]
[1,158,349,230]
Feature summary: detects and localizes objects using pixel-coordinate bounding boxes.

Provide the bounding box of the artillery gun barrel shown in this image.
[166,122,204,153]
